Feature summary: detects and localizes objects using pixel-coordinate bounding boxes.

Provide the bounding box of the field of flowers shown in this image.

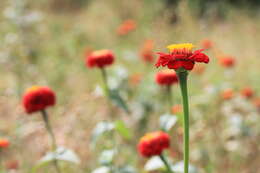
[1,0,260,173]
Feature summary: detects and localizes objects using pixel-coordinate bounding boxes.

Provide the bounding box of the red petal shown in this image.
[193,53,209,63]
[167,60,183,70]
[182,61,195,70]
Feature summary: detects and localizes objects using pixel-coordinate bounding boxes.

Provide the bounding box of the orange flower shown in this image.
[221,88,234,100]
[219,56,235,68]
[5,160,19,170]
[117,19,136,36]
[22,86,56,114]
[240,87,254,99]
[129,73,143,86]
[138,131,170,158]
[171,104,182,114]
[155,69,178,86]
[200,39,213,49]
[0,139,10,148]
[86,49,115,68]
[253,98,260,109]
[140,40,154,63]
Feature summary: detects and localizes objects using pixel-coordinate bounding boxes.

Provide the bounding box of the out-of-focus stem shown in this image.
[41,110,61,173]
[177,70,189,173]
[100,68,109,95]
[159,154,174,173]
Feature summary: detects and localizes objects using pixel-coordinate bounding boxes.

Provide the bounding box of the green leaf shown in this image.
[109,89,130,114]
[160,114,178,131]
[114,120,132,140]
[31,147,80,173]
[91,121,115,144]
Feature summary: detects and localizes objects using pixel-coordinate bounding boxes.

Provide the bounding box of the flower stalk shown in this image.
[41,110,61,173]
[159,154,174,173]
[177,69,189,173]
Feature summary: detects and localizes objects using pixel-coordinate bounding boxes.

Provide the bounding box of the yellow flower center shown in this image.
[92,49,110,57]
[26,86,41,93]
[140,132,161,142]
[167,43,195,52]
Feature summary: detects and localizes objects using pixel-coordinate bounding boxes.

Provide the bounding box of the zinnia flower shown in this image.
[117,19,136,36]
[155,69,178,86]
[140,40,154,63]
[253,98,260,109]
[200,39,213,49]
[5,160,19,170]
[22,86,56,114]
[86,49,115,68]
[219,56,235,68]
[241,87,254,99]
[171,104,182,114]
[155,43,209,70]
[129,73,143,86]
[138,131,170,158]
[0,139,10,148]
[221,88,234,100]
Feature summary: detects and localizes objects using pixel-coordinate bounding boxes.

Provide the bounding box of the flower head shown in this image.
[155,69,178,86]
[171,104,182,114]
[138,131,170,158]
[219,56,235,68]
[221,88,234,100]
[156,43,209,70]
[22,86,56,114]
[140,40,154,63]
[86,49,115,68]
[0,139,10,148]
[5,160,19,170]
[241,87,254,99]
[253,98,260,109]
[117,19,136,36]
[200,39,213,49]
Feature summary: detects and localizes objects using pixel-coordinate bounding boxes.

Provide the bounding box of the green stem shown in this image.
[100,68,109,95]
[159,154,174,173]
[41,110,61,173]
[177,70,189,173]
[166,85,173,112]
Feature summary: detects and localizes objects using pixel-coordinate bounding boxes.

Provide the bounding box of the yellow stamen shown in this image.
[167,43,195,52]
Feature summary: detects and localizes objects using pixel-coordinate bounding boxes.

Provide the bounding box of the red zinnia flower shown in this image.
[200,39,213,50]
[138,131,170,158]
[117,19,136,36]
[0,139,10,148]
[155,43,209,70]
[22,86,56,114]
[155,69,178,86]
[241,87,254,99]
[219,56,235,68]
[140,40,154,63]
[86,49,115,68]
